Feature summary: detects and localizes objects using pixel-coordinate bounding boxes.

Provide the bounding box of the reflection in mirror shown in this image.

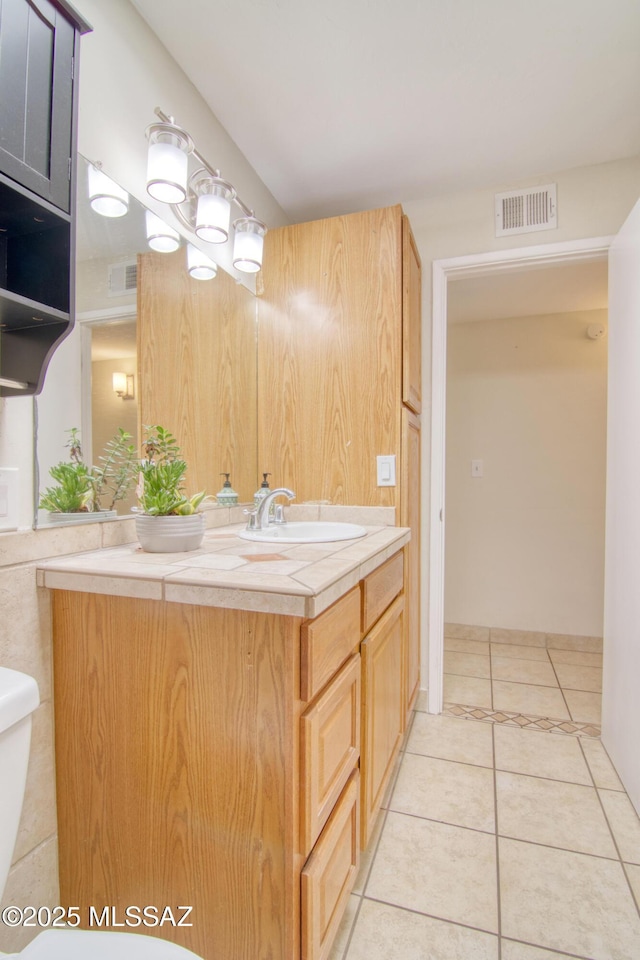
[35,155,258,526]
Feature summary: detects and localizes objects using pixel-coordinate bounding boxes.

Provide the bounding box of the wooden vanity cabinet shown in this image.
[52,551,407,960]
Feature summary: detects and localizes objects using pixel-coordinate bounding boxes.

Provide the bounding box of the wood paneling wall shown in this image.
[137,250,258,502]
[257,206,403,506]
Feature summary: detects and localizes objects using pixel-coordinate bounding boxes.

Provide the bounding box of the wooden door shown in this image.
[257,206,403,506]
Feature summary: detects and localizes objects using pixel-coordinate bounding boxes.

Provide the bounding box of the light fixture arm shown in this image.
[153,107,256,218]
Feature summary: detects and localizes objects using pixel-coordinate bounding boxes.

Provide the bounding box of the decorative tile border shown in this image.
[444,702,601,739]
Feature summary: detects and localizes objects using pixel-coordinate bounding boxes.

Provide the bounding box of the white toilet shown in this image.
[0,667,202,959]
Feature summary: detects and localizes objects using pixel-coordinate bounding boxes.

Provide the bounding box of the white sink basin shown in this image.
[238,521,368,544]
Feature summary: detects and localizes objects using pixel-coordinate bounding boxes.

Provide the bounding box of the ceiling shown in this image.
[130,0,640,222]
[448,258,608,324]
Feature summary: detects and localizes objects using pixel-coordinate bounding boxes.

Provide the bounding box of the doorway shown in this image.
[427,236,614,714]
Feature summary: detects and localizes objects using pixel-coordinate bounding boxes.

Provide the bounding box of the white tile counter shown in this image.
[37,520,410,618]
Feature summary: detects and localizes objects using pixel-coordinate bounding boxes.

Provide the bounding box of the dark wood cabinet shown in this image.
[0,0,76,211]
[0,0,90,396]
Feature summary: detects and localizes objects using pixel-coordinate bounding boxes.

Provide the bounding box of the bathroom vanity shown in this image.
[39,518,412,960]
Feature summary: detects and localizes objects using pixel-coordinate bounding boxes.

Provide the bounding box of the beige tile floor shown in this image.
[331,637,640,960]
[442,636,604,725]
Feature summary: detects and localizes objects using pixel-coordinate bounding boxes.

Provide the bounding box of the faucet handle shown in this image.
[243,507,258,530]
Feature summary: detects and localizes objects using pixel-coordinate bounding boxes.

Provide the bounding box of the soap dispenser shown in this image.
[216,473,239,506]
[254,472,271,508]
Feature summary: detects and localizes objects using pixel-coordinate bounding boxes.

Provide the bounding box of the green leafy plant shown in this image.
[92,428,138,510]
[39,427,138,514]
[137,425,207,516]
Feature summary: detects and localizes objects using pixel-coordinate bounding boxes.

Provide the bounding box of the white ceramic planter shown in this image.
[135,513,205,553]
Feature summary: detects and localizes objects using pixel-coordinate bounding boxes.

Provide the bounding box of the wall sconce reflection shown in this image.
[113,372,135,400]
[88,162,129,218]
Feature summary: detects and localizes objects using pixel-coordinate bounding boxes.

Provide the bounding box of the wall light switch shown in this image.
[471,459,483,478]
[377,455,396,486]
[0,468,19,531]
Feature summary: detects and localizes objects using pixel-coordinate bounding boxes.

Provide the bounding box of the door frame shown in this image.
[427,235,613,713]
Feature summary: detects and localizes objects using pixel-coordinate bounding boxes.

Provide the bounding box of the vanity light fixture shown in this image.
[145,107,267,273]
[146,121,192,204]
[233,217,266,273]
[145,210,180,253]
[113,372,135,399]
[192,172,234,243]
[88,162,129,218]
[187,243,217,280]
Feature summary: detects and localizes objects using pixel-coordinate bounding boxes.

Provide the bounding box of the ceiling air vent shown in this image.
[495,183,557,237]
[108,260,138,297]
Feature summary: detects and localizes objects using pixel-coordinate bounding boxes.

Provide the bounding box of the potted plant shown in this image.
[135,424,207,552]
[39,427,138,523]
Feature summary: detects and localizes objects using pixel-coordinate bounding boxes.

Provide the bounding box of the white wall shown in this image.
[602,199,640,814]
[445,309,607,635]
[402,154,640,678]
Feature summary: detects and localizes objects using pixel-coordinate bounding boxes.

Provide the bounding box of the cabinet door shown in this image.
[401,408,421,720]
[257,205,402,506]
[402,215,422,413]
[300,653,360,855]
[0,0,75,211]
[301,770,360,960]
[360,595,404,848]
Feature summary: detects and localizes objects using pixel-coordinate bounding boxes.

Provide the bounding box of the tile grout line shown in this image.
[488,639,495,711]
[338,710,419,959]
[548,647,576,721]
[500,935,597,960]
[491,720,502,960]
[578,735,640,921]
[356,895,500,941]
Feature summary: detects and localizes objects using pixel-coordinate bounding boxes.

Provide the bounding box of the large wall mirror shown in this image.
[35,155,258,526]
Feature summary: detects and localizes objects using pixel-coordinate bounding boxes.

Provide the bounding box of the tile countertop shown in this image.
[36,521,410,618]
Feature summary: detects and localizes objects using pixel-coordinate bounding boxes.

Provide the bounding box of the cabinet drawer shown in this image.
[361,551,404,635]
[300,654,361,854]
[301,586,360,701]
[301,770,360,960]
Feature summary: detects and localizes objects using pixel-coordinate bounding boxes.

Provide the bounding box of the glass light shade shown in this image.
[195,191,231,243]
[187,243,217,280]
[88,165,129,218]
[112,372,127,395]
[145,210,180,253]
[146,127,191,204]
[233,218,266,273]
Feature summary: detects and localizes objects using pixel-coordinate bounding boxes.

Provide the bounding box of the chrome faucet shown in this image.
[251,487,295,530]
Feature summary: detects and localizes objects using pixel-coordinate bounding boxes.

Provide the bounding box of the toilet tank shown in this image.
[0,667,40,900]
